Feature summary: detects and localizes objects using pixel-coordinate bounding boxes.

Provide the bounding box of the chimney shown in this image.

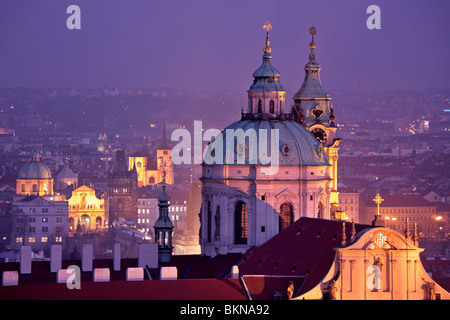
[113,243,121,271]
[138,243,158,269]
[50,245,62,273]
[126,267,144,281]
[160,266,177,280]
[20,246,32,275]
[230,265,239,279]
[2,271,19,286]
[82,244,93,272]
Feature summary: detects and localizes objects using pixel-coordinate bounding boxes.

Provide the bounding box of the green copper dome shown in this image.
[17,154,52,180]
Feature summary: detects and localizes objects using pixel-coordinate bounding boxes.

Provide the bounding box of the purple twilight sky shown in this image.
[0,0,449,92]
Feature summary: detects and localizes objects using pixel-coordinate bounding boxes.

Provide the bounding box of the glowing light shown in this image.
[436,216,443,221]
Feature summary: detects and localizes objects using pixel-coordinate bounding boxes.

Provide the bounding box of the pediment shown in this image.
[275,188,296,200]
[344,227,421,251]
[227,188,251,200]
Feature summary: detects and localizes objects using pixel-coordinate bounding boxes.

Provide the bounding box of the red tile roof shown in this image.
[0,278,247,300]
[235,217,371,297]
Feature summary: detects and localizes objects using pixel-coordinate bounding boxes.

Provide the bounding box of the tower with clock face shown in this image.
[292,26,341,218]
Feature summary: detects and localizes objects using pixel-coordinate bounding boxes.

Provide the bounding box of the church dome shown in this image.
[204,119,330,167]
[17,154,52,180]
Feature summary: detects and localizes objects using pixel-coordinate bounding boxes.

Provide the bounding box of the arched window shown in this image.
[32,184,37,193]
[149,177,155,184]
[279,203,293,232]
[96,217,102,229]
[234,201,248,244]
[269,100,275,113]
[258,100,263,113]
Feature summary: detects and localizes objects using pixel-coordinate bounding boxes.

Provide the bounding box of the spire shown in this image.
[248,19,283,91]
[307,25,318,65]
[350,218,356,242]
[245,19,286,118]
[159,121,171,150]
[262,19,272,60]
[341,222,347,246]
[293,25,332,125]
[154,184,174,262]
[405,218,411,240]
[413,223,418,246]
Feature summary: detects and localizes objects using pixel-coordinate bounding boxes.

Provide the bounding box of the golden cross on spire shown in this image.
[373,193,384,215]
[263,19,272,32]
[309,25,317,36]
[262,19,272,54]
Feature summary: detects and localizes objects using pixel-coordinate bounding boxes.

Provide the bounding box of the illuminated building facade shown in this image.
[128,124,174,187]
[67,185,106,232]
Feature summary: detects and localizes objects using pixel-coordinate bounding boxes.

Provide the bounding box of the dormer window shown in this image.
[269,100,275,113]
[258,100,263,113]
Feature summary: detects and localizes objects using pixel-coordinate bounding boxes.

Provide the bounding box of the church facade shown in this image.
[200,23,340,257]
[128,124,174,187]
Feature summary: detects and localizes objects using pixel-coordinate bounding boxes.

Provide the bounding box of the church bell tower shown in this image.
[292,26,341,218]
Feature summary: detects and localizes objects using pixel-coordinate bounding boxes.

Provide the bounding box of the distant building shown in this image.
[128,124,174,187]
[107,150,138,225]
[54,165,78,193]
[137,197,158,237]
[16,154,53,197]
[337,188,361,222]
[10,196,69,252]
[363,194,441,238]
[67,185,106,232]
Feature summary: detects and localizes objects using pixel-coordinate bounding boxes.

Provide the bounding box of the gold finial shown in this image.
[373,194,384,216]
[263,19,272,32]
[262,19,272,54]
[341,222,347,246]
[308,26,317,53]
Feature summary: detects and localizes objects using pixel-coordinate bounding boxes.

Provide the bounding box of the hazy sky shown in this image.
[0,0,449,92]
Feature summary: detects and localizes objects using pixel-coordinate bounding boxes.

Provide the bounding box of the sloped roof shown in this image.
[235,217,371,297]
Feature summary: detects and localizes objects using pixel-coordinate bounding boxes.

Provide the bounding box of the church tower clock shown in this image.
[292,26,341,218]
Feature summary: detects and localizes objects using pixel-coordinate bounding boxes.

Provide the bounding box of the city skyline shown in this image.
[0,0,449,92]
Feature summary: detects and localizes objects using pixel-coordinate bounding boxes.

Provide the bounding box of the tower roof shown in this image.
[294,26,330,100]
[248,19,284,92]
[55,165,77,179]
[158,122,171,150]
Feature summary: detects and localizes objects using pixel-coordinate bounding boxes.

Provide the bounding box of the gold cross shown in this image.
[373,193,384,215]
[263,19,272,32]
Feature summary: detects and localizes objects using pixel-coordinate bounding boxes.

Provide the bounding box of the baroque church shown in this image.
[200,22,340,257]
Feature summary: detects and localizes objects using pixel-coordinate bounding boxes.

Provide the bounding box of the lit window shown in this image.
[55,237,62,243]
[29,237,35,243]
[16,237,23,244]
[41,237,48,243]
